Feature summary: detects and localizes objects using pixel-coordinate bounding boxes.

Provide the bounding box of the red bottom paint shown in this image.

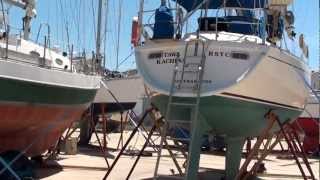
[0,103,86,157]
[293,117,319,153]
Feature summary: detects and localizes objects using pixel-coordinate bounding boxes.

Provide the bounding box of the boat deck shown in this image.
[36,131,319,180]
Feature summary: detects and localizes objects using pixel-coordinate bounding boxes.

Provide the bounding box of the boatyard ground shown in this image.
[36,131,319,180]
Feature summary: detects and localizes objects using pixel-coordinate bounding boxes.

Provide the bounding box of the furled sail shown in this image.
[173,0,269,11]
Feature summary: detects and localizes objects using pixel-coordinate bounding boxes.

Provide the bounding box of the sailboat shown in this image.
[133,0,311,179]
[0,0,100,157]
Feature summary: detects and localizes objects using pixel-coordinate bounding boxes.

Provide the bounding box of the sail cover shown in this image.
[173,0,268,12]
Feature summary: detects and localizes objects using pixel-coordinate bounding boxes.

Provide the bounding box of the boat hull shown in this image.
[292,93,319,153]
[0,63,99,156]
[152,94,302,137]
[135,34,310,136]
[0,103,87,157]
[93,76,145,113]
[135,35,310,110]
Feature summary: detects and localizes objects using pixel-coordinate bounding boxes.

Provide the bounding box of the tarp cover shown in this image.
[173,0,268,12]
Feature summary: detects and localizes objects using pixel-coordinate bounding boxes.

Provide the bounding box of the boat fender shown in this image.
[284,11,296,39]
[131,17,139,47]
[299,34,309,58]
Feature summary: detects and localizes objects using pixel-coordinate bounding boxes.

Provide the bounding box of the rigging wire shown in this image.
[117,50,134,68]
[54,0,60,48]
[58,0,70,51]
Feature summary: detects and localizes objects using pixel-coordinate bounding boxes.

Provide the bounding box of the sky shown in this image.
[6,0,320,72]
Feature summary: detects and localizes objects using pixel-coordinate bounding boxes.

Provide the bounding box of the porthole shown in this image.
[231,52,249,60]
[55,58,63,65]
[30,51,40,57]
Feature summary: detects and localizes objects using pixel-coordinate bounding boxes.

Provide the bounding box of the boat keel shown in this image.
[225,137,245,180]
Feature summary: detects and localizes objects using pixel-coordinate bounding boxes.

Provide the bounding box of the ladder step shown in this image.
[169,120,191,124]
[184,63,202,67]
[170,102,197,107]
[174,85,200,90]
[169,137,190,142]
[177,70,199,74]
[185,55,203,58]
[155,175,184,180]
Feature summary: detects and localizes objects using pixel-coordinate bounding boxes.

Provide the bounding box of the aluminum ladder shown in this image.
[154,38,207,179]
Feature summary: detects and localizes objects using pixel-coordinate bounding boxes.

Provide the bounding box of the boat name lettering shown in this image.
[208,50,249,60]
[148,51,182,64]
[175,79,212,84]
[148,51,180,59]
[157,59,181,64]
[208,51,230,57]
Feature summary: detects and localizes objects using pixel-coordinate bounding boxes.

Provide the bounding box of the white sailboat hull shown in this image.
[135,33,310,110]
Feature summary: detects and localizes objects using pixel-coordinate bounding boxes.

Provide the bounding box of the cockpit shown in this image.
[147,0,293,45]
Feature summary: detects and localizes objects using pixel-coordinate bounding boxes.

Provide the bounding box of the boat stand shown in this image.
[100,81,158,151]
[116,111,125,150]
[56,104,111,168]
[236,111,316,180]
[92,104,110,168]
[128,109,160,152]
[103,105,190,179]
[102,106,160,179]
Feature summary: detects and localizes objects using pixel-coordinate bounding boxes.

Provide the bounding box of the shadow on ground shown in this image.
[77,144,115,159]
[35,161,63,179]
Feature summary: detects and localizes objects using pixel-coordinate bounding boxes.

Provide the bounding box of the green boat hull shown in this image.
[0,77,97,105]
[152,94,302,179]
[152,94,301,137]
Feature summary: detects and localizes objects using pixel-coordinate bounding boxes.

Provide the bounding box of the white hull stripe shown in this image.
[268,56,305,72]
[222,92,303,110]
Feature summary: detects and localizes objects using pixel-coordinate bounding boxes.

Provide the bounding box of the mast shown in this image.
[115,0,123,71]
[96,0,103,71]
[4,0,37,40]
[95,0,109,71]
[138,0,144,45]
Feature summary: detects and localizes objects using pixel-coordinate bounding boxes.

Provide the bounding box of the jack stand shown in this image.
[89,109,110,168]
[236,111,277,180]
[236,111,316,180]
[126,119,160,179]
[103,107,156,180]
[116,111,125,150]
[277,121,316,180]
[103,105,186,180]
[101,104,108,150]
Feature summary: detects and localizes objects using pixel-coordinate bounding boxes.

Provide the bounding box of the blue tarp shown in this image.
[173,0,268,12]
